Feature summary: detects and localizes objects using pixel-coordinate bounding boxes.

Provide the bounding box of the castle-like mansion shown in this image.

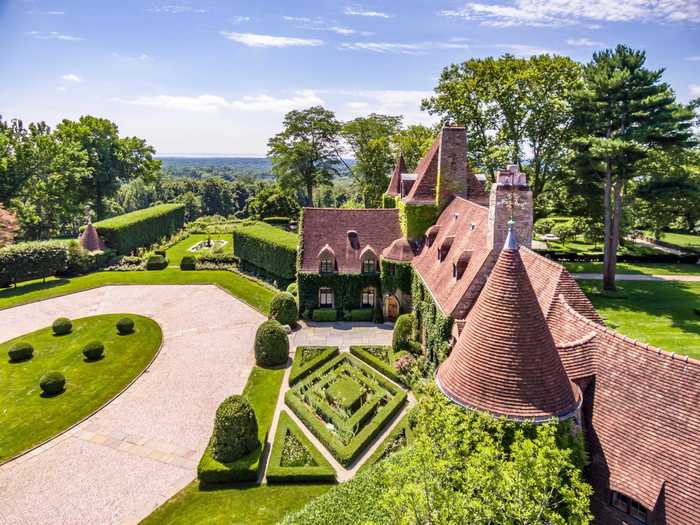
[299,127,700,525]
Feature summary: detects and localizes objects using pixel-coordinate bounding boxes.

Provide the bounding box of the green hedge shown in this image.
[289,346,339,385]
[412,273,454,368]
[312,309,337,322]
[145,255,168,270]
[349,345,402,384]
[381,194,397,209]
[359,412,413,472]
[0,240,68,286]
[198,366,284,485]
[266,411,336,483]
[233,222,298,281]
[92,203,185,255]
[349,308,373,322]
[380,259,413,295]
[285,354,407,467]
[398,200,437,241]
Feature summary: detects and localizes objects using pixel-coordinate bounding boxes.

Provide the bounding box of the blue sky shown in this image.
[1,0,699,155]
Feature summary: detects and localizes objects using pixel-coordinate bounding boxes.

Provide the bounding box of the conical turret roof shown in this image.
[436,225,579,421]
[386,154,407,196]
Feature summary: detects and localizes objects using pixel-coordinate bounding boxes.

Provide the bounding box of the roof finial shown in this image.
[504,219,518,251]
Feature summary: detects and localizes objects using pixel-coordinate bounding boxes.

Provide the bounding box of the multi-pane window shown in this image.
[610,491,647,524]
[320,258,333,273]
[361,287,375,307]
[362,256,376,273]
[319,288,334,308]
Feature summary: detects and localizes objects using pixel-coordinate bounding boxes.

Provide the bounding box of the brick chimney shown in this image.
[436,126,468,211]
[486,164,533,250]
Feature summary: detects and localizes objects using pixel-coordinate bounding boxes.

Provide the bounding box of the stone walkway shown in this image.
[573,273,700,282]
[0,285,264,525]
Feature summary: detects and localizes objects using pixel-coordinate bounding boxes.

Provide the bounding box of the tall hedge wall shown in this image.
[0,240,68,286]
[92,203,185,254]
[297,272,380,316]
[233,222,298,282]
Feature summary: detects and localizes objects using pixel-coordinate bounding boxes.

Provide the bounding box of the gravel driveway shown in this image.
[0,285,264,525]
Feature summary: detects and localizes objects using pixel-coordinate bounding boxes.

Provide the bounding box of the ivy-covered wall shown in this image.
[380,258,412,295]
[398,200,438,241]
[411,271,453,369]
[381,194,397,209]
[298,272,381,316]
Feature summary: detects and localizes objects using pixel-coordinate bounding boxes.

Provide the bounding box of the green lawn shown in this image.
[165,234,232,265]
[564,261,700,275]
[653,230,700,251]
[141,482,331,525]
[580,280,700,360]
[0,269,276,314]
[0,314,162,462]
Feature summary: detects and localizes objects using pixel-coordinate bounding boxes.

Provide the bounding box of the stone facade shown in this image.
[487,165,533,250]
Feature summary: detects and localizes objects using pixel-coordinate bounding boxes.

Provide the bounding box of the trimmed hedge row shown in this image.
[349,345,402,384]
[359,412,414,472]
[537,249,699,264]
[92,203,185,255]
[312,309,337,322]
[289,346,339,385]
[0,240,68,286]
[349,308,373,322]
[266,411,336,483]
[285,354,407,467]
[145,255,168,270]
[233,222,298,280]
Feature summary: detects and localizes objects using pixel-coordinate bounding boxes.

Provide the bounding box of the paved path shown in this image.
[0,285,264,525]
[573,273,700,282]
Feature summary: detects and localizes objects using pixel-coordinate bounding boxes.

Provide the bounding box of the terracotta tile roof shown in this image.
[437,240,580,420]
[300,208,401,273]
[404,137,439,204]
[79,223,107,252]
[386,155,407,196]
[382,237,415,262]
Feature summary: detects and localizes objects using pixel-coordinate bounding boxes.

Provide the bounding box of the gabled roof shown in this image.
[404,138,440,204]
[79,222,107,252]
[300,208,401,273]
[437,235,580,421]
[386,155,407,196]
[382,237,414,262]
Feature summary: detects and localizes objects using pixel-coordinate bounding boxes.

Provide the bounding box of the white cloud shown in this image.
[480,43,556,56]
[282,16,373,35]
[60,74,82,83]
[26,31,84,41]
[685,55,700,61]
[340,40,470,55]
[221,31,323,47]
[339,90,435,125]
[232,16,251,23]
[567,37,606,46]
[26,10,65,15]
[344,7,392,18]
[690,84,700,97]
[123,90,324,113]
[440,0,700,27]
[148,4,206,14]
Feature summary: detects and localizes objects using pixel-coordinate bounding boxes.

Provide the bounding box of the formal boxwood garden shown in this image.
[349,345,402,384]
[285,354,407,467]
[233,221,298,282]
[289,346,339,385]
[359,413,413,472]
[266,411,336,483]
[0,314,161,462]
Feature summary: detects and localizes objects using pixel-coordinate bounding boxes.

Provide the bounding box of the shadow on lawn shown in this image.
[0,278,71,301]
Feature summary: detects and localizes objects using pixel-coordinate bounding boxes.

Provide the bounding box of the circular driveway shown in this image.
[0,285,264,525]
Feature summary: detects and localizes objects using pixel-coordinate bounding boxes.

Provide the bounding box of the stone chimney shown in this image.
[436,126,468,211]
[486,164,533,250]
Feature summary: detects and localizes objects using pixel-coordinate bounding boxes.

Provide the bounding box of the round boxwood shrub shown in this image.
[392,313,414,353]
[8,342,34,362]
[146,254,168,271]
[286,282,298,296]
[254,320,289,367]
[180,255,196,271]
[269,292,298,326]
[82,341,104,361]
[39,371,65,395]
[212,395,259,462]
[116,317,135,335]
[52,317,72,336]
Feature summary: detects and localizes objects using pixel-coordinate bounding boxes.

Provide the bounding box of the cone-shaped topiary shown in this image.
[8,342,33,362]
[82,341,104,361]
[40,371,65,395]
[116,317,135,335]
[52,317,72,336]
[269,292,298,326]
[392,313,414,353]
[212,395,259,462]
[254,320,289,367]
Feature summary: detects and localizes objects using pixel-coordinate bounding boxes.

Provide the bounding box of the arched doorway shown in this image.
[384,295,400,321]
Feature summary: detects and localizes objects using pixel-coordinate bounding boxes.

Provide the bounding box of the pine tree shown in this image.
[572,45,697,290]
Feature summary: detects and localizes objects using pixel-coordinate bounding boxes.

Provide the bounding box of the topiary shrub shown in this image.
[180,255,196,271]
[286,282,298,296]
[212,395,259,463]
[269,292,298,326]
[146,254,168,270]
[82,341,104,361]
[40,371,65,395]
[116,317,135,335]
[392,313,414,353]
[312,309,337,322]
[254,320,289,367]
[8,342,33,362]
[52,317,72,336]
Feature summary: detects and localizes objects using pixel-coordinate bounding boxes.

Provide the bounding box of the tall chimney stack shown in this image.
[486,165,533,250]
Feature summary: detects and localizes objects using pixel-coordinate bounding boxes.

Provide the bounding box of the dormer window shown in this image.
[320,258,334,273]
[347,230,359,250]
[360,245,377,274]
[437,236,454,262]
[610,491,648,524]
[317,244,336,274]
[426,225,440,247]
[453,250,472,279]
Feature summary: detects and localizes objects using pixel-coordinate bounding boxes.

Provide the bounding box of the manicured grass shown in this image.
[563,261,700,275]
[141,481,332,525]
[544,237,663,256]
[652,230,700,250]
[0,314,162,462]
[580,280,700,360]
[165,234,231,265]
[0,269,276,314]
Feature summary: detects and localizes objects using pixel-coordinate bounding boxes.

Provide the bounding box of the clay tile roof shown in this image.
[360,245,377,258]
[79,222,107,252]
[300,208,401,273]
[382,237,415,262]
[437,238,580,421]
[386,155,407,196]
[404,136,440,204]
[318,244,335,258]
